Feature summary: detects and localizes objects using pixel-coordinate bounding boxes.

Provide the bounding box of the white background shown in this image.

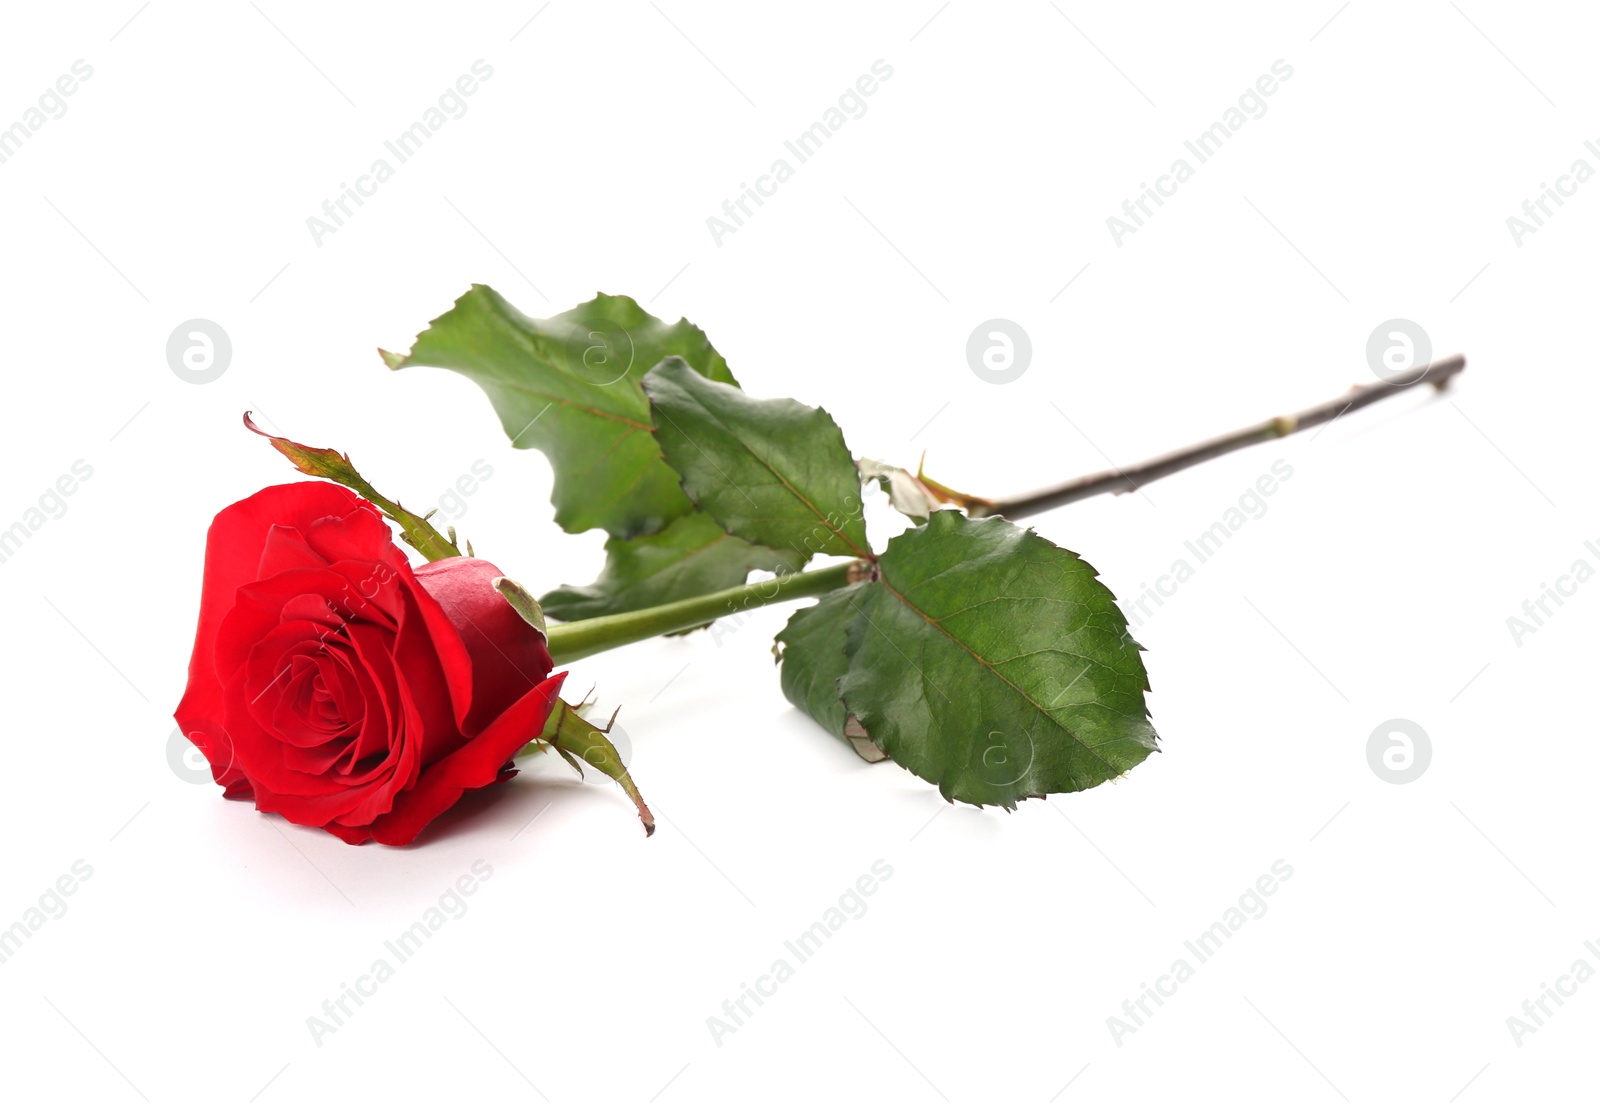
[0,1,1592,1101]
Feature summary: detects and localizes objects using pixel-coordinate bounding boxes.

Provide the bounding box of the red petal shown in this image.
[355,671,567,846]
[176,484,377,792]
[322,821,373,845]
[414,557,554,736]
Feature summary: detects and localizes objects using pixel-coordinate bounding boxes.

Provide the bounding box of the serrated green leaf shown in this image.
[541,511,804,623]
[775,584,887,763]
[774,583,861,739]
[826,511,1157,807]
[642,357,871,560]
[383,286,737,539]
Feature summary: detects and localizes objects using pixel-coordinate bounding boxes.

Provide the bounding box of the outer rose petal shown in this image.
[336,671,568,846]
[414,557,555,735]
[177,484,377,791]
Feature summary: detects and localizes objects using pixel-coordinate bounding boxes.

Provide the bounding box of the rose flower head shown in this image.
[175,483,563,845]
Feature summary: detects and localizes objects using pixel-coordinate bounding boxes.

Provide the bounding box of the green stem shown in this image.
[344,477,461,563]
[545,560,864,665]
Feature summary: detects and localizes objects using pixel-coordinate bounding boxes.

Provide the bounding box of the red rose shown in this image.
[175,483,564,845]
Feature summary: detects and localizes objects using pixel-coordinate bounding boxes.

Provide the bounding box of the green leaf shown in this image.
[382,286,737,539]
[641,357,871,560]
[773,584,887,762]
[781,511,1158,806]
[774,584,853,736]
[541,511,804,623]
[491,575,548,635]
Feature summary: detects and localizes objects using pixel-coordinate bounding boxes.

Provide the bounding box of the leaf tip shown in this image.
[493,576,549,636]
[242,412,357,482]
